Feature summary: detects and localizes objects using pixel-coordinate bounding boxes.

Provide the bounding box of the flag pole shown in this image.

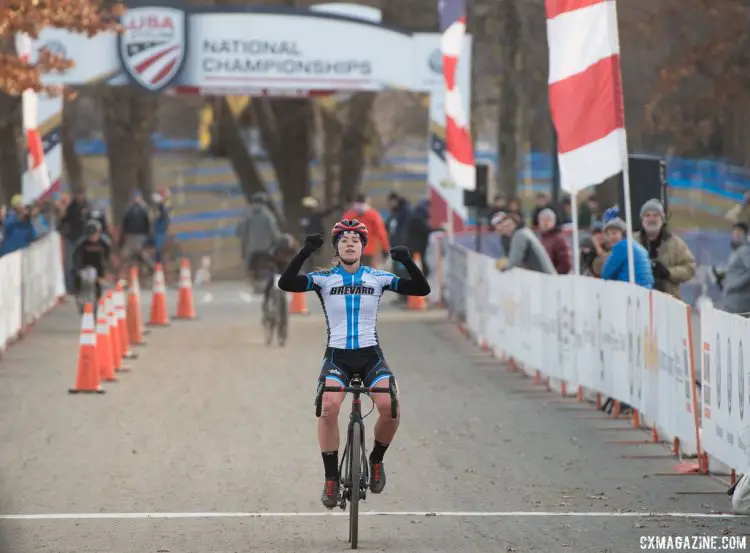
[571,192,580,275]
[620,138,636,285]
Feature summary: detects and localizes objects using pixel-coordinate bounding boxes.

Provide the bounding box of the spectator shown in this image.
[577,194,601,228]
[31,200,50,237]
[600,217,654,288]
[385,191,412,248]
[580,222,609,277]
[492,211,556,274]
[151,188,172,264]
[538,208,572,274]
[342,193,390,267]
[531,192,554,228]
[0,195,37,256]
[59,187,90,292]
[725,191,750,227]
[636,198,696,299]
[404,198,440,279]
[558,196,573,225]
[120,190,152,272]
[507,197,524,221]
[713,222,750,317]
[236,191,282,284]
[488,194,508,220]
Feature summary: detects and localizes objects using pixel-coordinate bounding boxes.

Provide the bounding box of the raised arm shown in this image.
[388,246,430,296]
[277,234,323,292]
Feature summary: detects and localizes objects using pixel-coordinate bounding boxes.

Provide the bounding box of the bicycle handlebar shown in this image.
[315,381,398,419]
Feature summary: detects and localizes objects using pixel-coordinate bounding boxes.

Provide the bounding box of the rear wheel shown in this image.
[263,295,276,345]
[348,422,361,549]
[277,293,288,347]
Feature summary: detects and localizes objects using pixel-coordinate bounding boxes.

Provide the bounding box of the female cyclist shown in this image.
[277,218,430,508]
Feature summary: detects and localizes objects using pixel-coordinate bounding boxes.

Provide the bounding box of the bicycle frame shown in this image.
[315,376,398,505]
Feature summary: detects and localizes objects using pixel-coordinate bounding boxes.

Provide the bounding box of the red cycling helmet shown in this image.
[331,218,368,248]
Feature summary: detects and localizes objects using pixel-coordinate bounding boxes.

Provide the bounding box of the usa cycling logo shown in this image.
[118,6,187,92]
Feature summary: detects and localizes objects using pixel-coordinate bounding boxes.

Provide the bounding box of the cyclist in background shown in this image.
[261,233,299,314]
[72,220,113,307]
[277,219,430,509]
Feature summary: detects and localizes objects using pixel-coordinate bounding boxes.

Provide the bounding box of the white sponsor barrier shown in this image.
[0,250,23,355]
[701,305,750,472]
[0,232,66,354]
[452,242,704,462]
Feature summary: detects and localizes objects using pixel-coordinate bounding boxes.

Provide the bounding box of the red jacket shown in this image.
[540,228,572,274]
[341,205,390,256]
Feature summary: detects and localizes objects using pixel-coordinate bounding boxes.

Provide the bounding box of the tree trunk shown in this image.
[61,95,84,192]
[496,0,521,198]
[320,108,342,209]
[0,92,24,204]
[215,97,268,203]
[102,86,139,223]
[132,91,159,202]
[338,92,376,204]
[254,97,314,237]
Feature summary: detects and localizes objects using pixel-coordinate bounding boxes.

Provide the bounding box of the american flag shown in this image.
[546,0,627,193]
[438,0,475,191]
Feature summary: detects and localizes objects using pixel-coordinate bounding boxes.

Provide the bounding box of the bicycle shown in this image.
[315,374,399,550]
[262,273,288,347]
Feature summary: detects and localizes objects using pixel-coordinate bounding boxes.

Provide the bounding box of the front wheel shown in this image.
[348,421,362,549]
[277,293,288,347]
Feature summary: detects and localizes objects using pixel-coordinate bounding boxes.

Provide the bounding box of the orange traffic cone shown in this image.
[107,292,128,373]
[175,258,196,320]
[148,263,170,326]
[407,253,428,311]
[289,292,308,315]
[96,297,117,383]
[129,267,151,337]
[127,277,146,346]
[116,281,137,359]
[69,302,105,394]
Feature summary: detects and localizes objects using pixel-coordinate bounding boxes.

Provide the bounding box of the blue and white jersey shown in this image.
[305,266,400,349]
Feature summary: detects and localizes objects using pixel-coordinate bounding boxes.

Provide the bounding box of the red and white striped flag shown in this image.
[546,0,627,193]
[439,0,475,191]
[15,33,56,204]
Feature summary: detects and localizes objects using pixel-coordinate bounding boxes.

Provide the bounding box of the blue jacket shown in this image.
[0,210,38,256]
[600,239,654,288]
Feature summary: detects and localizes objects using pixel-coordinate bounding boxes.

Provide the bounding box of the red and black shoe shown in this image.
[321,478,340,509]
[369,460,386,494]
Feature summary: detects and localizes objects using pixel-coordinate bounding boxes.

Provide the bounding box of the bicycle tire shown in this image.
[349,421,361,549]
[263,304,275,346]
[277,293,288,347]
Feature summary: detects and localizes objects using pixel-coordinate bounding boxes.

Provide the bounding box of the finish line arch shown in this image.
[30,2,472,229]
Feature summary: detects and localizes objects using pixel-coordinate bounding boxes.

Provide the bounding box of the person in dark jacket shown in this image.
[404,198,439,279]
[120,190,152,272]
[538,208,572,274]
[386,191,412,248]
[60,188,90,292]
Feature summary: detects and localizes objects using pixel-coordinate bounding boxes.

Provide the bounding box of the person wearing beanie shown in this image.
[636,198,696,300]
[600,216,654,288]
